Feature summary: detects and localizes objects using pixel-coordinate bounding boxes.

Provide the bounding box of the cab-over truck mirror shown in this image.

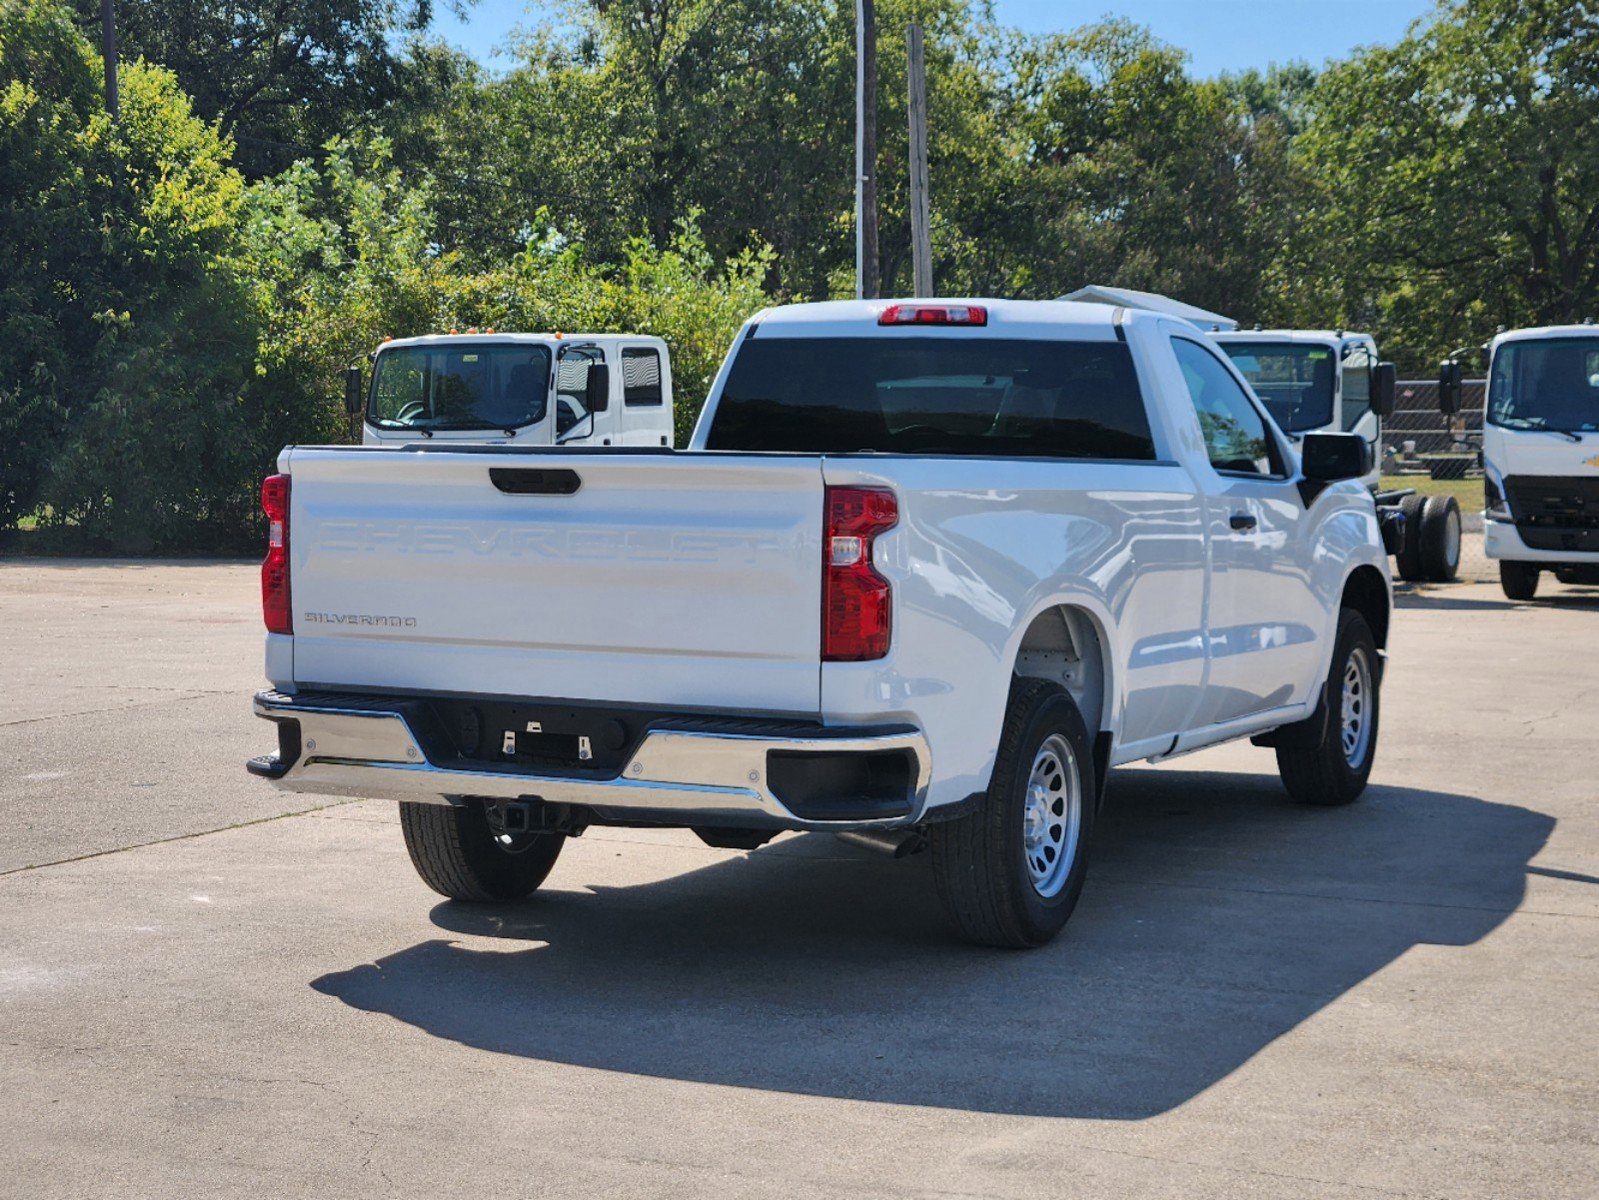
[344,366,364,416]
[1437,359,1464,416]
[585,364,610,413]
[1370,361,1396,418]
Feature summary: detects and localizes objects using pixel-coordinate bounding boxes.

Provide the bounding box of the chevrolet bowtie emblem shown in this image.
[1584,454,1599,469]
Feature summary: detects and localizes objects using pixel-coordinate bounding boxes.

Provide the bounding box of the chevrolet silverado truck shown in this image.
[248,299,1392,948]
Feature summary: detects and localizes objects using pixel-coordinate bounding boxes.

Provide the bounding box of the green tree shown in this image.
[1010,21,1298,317]
[1285,0,1599,370]
[70,0,452,177]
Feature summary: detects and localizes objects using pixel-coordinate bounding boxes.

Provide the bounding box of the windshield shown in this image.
[1216,342,1336,432]
[704,336,1156,459]
[368,344,551,431]
[1488,337,1599,433]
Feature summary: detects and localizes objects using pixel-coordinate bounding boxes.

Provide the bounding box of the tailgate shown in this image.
[285,448,824,714]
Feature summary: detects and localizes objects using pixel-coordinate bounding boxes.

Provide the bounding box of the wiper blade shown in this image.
[1499,418,1581,442]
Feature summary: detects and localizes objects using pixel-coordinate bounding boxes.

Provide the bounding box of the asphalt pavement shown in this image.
[2,560,1596,1198]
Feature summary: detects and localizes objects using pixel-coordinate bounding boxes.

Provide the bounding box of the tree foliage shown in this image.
[1280,0,1599,368]
[6,0,1599,550]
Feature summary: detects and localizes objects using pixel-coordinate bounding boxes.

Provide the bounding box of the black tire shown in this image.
[1394,494,1427,582]
[1500,560,1539,601]
[1418,495,1462,582]
[929,678,1097,949]
[399,799,565,901]
[1275,609,1380,807]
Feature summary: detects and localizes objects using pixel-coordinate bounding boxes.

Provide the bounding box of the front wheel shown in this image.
[1275,609,1380,806]
[930,678,1097,948]
[400,799,565,901]
[1500,560,1539,601]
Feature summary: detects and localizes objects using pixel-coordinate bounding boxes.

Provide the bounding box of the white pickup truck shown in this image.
[249,299,1392,947]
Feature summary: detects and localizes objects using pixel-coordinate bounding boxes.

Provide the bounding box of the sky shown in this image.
[428,1,1438,78]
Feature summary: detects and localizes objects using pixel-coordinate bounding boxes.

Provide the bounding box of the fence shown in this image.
[1383,379,1485,476]
[1384,379,1492,583]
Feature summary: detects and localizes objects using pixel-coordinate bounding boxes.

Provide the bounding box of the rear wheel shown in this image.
[1394,494,1427,582]
[1419,495,1462,582]
[1500,560,1540,601]
[400,799,565,901]
[930,678,1096,948]
[1275,608,1380,806]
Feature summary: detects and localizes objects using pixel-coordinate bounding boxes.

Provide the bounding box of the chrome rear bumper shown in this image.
[249,690,930,830]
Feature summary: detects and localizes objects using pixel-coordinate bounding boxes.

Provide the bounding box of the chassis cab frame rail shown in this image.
[248,690,931,831]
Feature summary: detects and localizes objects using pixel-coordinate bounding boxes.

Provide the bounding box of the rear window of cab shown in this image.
[705,336,1157,459]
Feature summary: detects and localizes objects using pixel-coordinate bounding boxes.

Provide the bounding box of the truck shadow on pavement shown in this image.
[311,769,1551,1119]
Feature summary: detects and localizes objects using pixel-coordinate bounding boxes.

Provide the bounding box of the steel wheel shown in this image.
[1340,646,1374,767]
[1022,733,1082,898]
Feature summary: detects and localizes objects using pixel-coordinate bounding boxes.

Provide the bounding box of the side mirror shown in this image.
[1438,359,1463,416]
[557,412,595,444]
[344,366,364,416]
[1301,432,1373,483]
[1370,362,1396,418]
[1478,344,1491,371]
[585,364,610,413]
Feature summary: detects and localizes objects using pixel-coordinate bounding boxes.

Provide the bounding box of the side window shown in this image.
[555,349,601,436]
[1171,338,1275,476]
[1341,345,1372,430]
[622,347,664,406]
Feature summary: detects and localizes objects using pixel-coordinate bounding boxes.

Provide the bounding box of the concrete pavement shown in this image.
[2,562,1596,1197]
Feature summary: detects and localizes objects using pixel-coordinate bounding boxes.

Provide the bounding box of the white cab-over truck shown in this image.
[251,299,1392,947]
[1211,328,1463,584]
[344,332,674,448]
[1443,323,1599,600]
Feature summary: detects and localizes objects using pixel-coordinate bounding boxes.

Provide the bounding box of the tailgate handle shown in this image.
[489,468,582,496]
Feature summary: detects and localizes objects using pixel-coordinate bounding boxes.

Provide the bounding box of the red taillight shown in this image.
[823,486,897,662]
[261,474,291,635]
[878,304,988,327]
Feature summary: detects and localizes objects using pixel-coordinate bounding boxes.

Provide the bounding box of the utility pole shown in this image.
[855,0,879,299]
[100,0,119,118]
[907,23,932,297]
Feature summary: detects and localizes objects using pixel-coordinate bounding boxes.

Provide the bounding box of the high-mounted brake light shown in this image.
[823,487,897,661]
[878,304,988,327]
[261,474,291,635]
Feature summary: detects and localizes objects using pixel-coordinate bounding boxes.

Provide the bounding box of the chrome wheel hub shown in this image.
[1340,646,1374,767]
[1023,733,1081,898]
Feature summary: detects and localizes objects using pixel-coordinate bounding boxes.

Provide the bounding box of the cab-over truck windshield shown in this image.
[369,345,552,432]
[1489,337,1599,433]
[1216,342,1339,433]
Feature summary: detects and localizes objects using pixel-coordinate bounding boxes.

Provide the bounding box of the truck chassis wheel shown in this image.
[1393,494,1428,582]
[930,678,1097,948]
[1418,495,1462,581]
[1499,560,1539,601]
[400,799,565,901]
[1275,608,1380,806]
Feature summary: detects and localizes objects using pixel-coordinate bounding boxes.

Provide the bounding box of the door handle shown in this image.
[1229,513,1257,532]
[489,467,582,495]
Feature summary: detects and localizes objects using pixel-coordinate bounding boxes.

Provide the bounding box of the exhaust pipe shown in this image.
[836,829,926,859]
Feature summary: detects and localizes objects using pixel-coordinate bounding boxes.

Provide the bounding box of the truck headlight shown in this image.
[1484,472,1511,521]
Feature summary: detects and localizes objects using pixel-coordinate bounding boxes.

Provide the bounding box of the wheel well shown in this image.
[1012,605,1108,740]
[1342,566,1390,649]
